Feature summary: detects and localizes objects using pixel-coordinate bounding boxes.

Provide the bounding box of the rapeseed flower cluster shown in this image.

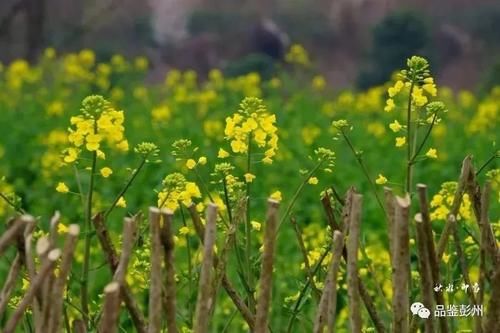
[384,55,438,124]
[224,97,278,164]
[157,173,201,211]
[285,44,311,67]
[430,182,473,221]
[64,95,128,164]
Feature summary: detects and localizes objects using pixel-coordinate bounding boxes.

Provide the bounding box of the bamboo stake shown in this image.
[0,253,22,315]
[149,207,163,333]
[193,203,218,333]
[314,230,344,333]
[92,213,147,333]
[0,218,25,256]
[255,199,280,333]
[98,282,121,333]
[416,184,448,333]
[48,224,80,333]
[414,214,435,333]
[160,209,178,333]
[347,194,362,333]
[392,195,410,333]
[4,249,61,333]
[187,204,255,330]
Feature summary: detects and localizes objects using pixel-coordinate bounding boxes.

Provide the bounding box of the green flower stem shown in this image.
[277,160,324,232]
[0,191,26,215]
[81,149,97,326]
[244,136,255,312]
[406,83,415,193]
[193,167,228,227]
[222,177,233,225]
[286,242,331,333]
[73,165,86,209]
[409,110,439,165]
[476,151,499,176]
[104,155,148,220]
[340,129,386,215]
[179,204,194,322]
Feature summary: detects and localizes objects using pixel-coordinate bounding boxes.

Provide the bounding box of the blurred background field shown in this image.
[0,0,499,331]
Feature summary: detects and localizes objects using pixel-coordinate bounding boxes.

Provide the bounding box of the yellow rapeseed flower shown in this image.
[244,173,256,183]
[186,159,197,169]
[308,177,319,185]
[375,174,388,185]
[384,98,395,112]
[100,167,113,178]
[426,148,438,159]
[389,120,402,132]
[270,191,282,202]
[56,182,69,193]
[116,196,127,208]
[395,137,406,147]
[218,148,229,158]
[250,221,261,231]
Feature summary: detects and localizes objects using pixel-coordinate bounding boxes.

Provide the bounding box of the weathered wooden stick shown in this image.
[187,203,255,330]
[149,207,163,333]
[478,182,490,333]
[327,231,345,333]
[416,184,448,333]
[314,231,344,333]
[414,214,435,333]
[72,319,87,333]
[467,168,498,265]
[0,253,22,315]
[114,217,137,285]
[437,214,456,261]
[48,211,61,246]
[321,193,341,231]
[436,156,471,259]
[92,213,147,333]
[159,209,178,333]
[42,212,61,328]
[483,268,500,332]
[98,282,121,333]
[255,199,280,333]
[383,187,396,267]
[0,218,25,256]
[452,222,477,304]
[193,203,218,333]
[210,208,237,317]
[347,194,362,333]
[392,195,410,333]
[328,189,386,333]
[4,248,61,333]
[48,224,80,333]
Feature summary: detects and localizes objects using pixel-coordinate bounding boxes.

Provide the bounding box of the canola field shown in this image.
[0,46,499,332]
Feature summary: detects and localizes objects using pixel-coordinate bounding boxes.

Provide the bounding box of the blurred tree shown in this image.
[0,0,46,61]
[357,10,430,89]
